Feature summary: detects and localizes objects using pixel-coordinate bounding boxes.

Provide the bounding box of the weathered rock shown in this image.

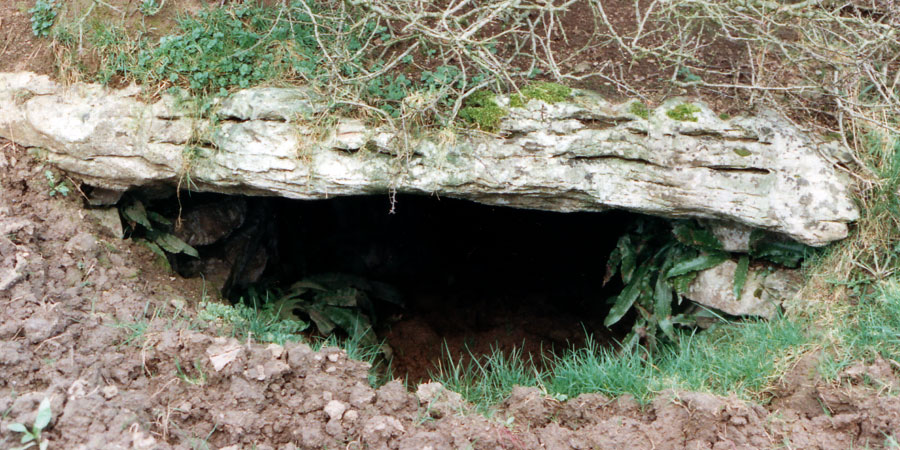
[0,72,858,245]
[704,221,754,252]
[685,259,802,318]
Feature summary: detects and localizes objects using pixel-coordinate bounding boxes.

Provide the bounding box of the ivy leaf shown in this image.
[666,252,728,278]
[733,256,750,300]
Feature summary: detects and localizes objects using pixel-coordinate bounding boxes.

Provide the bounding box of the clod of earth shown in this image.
[0,72,858,246]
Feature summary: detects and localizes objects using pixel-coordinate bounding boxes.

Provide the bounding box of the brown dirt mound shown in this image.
[2,139,900,449]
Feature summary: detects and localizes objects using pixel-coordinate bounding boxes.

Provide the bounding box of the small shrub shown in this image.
[666,103,702,122]
[28,0,57,38]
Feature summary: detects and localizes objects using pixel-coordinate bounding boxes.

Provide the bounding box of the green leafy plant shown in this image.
[43,170,69,197]
[273,273,403,348]
[6,398,52,450]
[119,198,199,260]
[676,66,702,83]
[366,74,412,118]
[198,295,309,345]
[603,219,812,351]
[604,220,730,351]
[666,103,702,122]
[139,0,164,16]
[748,230,812,268]
[28,0,57,38]
[134,5,285,96]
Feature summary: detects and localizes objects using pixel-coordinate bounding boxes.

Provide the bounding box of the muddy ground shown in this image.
[2,140,900,449]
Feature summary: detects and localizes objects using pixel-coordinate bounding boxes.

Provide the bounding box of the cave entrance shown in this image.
[164,193,634,383]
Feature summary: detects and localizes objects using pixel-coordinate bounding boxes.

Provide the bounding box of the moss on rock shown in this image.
[629,101,650,119]
[459,90,506,131]
[509,81,572,108]
[666,103,702,122]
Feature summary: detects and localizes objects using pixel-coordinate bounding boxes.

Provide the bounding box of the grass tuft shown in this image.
[432,345,542,415]
[433,316,810,413]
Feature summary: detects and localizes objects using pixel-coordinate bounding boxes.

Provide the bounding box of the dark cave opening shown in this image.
[160,193,635,383]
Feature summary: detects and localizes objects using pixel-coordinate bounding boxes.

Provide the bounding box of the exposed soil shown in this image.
[0,1,55,74]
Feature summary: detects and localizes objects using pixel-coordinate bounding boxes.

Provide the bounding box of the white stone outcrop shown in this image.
[685,260,801,319]
[0,72,858,246]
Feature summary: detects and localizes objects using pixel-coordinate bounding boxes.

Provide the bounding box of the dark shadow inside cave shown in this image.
[158,192,636,383]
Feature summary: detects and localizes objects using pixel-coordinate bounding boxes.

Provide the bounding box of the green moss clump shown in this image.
[666,103,702,122]
[509,94,526,108]
[509,81,572,108]
[459,90,507,131]
[629,101,650,119]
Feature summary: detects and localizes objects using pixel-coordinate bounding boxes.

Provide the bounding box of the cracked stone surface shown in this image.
[0,72,858,246]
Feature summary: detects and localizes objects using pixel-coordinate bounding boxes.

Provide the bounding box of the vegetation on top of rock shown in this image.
[458,90,507,131]
[509,81,572,108]
[666,103,702,122]
[629,101,650,119]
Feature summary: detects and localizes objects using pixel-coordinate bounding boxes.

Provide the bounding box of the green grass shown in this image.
[819,280,900,380]
[549,337,656,402]
[432,345,542,415]
[433,317,811,413]
[655,318,809,396]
